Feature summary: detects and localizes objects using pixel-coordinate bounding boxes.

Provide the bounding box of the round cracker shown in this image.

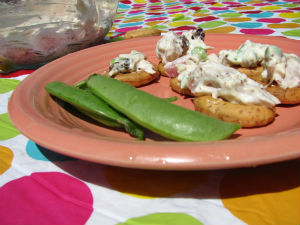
[193,96,276,128]
[170,77,194,96]
[266,86,300,105]
[236,66,266,84]
[124,28,161,40]
[236,66,300,104]
[106,62,160,87]
[158,62,169,77]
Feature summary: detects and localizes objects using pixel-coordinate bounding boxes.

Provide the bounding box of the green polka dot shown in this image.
[151,25,168,29]
[172,15,192,21]
[219,12,243,18]
[194,9,210,13]
[116,213,204,225]
[0,79,21,94]
[199,21,226,28]
[279,4,298,8]
[0,113,20,140]
[149,2,162,6]
[127,15,144,19]
[282,29,300,37]
[107,37,125,42]
[292,19,300,23]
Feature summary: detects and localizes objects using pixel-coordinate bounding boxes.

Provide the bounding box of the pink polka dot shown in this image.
[189,6,203,11]
[240,28,275,35]
[194,16,218,22]
[0,172,93,225]
[209,7,229,10]
[256,18,286,23]
[253,3,272,6]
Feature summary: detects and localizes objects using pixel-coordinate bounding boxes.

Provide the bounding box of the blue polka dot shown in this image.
[233,22,263,28]
[248,12,274,18]
[119,22,144,28]
[118,3,131,9]
[213,10,235,14]
[26,140,75,161]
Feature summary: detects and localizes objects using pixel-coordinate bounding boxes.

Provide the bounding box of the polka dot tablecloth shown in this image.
[106,0,300,41]
[1,0,300,225]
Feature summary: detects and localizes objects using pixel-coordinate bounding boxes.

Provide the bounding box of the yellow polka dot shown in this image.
[280,12,300,18]
[260,6,282,11]
[234,6,255,11]
[268,23,300,29]
[246,0,264,3]
[205,26,236,33]
[105,166,209,198]
[212,3,224,7]
[192,13,212,17]
[133,0,146,3]
[224,17,252,22]
[220,160,300,225]
[0,145,13,175]
[168,21,196,27]
[170,13,184,18]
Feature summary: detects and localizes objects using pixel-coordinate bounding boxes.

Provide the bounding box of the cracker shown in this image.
[236,66,265,84]
[105,62,160,87]
[193,96,276,127]
[158,62,169,77]
[170,77,194,96]
[124,28,161,40]
[236,66,300,104]
[266,86,300,105]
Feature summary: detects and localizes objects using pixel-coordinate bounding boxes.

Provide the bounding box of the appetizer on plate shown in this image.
[105,50,160,87]
[155,29,300,127]
[219,40,300,105]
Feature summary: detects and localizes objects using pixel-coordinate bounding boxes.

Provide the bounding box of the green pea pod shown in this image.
[45,81,144,140]
[87,75,241,142]
[74,79,178,102]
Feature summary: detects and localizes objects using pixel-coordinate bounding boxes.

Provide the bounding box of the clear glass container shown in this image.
[0,0,119,72]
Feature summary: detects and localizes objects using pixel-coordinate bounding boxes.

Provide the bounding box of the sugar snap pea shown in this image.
[74,79,178,102]
[45,82,144,140]
[87,75,241,142]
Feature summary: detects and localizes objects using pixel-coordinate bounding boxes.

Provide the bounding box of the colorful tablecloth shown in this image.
[1,0,300,225]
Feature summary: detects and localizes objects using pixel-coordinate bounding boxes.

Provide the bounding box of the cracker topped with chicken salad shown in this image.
[105,50,160,87]
[155,29,300,127]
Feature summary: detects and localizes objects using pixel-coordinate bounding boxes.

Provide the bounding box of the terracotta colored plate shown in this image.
[8,34,300,170]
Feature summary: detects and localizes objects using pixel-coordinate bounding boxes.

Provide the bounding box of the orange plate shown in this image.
[8,34,300,170]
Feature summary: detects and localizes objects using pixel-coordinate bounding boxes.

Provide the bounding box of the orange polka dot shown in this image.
[224,17,252,22]
[105,166,209,198]
[124,18,145,23]
[0,145,13,175]
[234,6,255,11]
[220,160,300,225]
[146,21,164,26]
[205,26,236,33]
[268,23,300,29]
[192,13,213,17]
